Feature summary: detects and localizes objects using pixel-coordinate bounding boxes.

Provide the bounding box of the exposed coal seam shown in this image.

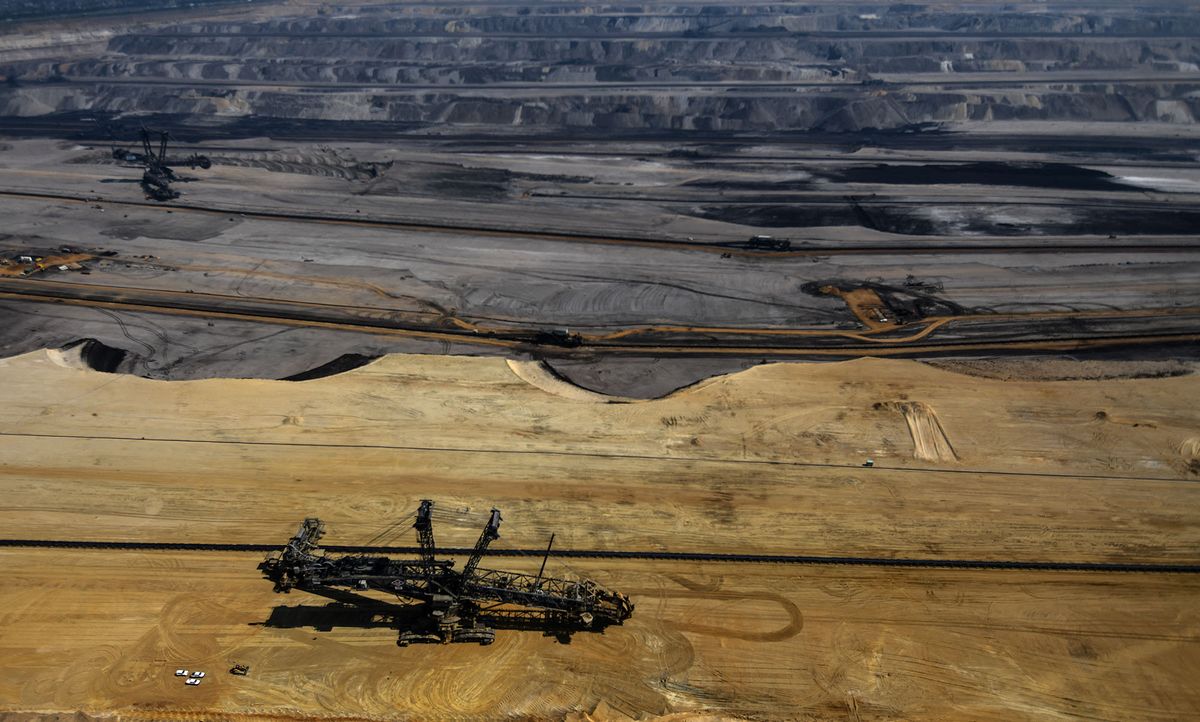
[279,353,380,381]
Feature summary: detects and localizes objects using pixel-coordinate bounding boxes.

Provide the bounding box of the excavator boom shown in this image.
[413,499,438,567]
[460,508,501,585]
[261,501,632,645]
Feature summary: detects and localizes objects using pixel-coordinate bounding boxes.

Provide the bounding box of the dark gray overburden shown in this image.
[0,1,1195,393]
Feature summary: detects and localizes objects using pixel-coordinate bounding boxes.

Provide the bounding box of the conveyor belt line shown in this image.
[2,539,1197,573]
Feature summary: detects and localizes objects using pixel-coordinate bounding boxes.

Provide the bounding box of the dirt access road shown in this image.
[0,347,1198,719]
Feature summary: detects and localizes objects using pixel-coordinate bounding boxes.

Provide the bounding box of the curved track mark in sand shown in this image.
[651,589,804,642]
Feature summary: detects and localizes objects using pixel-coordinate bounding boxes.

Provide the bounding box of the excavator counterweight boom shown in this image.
[261,501,631,646]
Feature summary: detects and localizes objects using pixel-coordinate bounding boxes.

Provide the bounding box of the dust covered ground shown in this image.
[4,549,1197,722]
[0,348,1198,720]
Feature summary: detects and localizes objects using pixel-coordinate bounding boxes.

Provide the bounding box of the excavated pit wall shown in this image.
[2,3,1199,133]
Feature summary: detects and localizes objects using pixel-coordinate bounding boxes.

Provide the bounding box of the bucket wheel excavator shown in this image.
[261,500,634,646]
[112,127,211,201]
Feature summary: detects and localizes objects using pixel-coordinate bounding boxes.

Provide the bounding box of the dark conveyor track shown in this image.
[2,539,1198,574]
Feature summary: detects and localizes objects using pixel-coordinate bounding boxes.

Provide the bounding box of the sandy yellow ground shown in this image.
[1,549,1197,722]
[0,348,1197,720]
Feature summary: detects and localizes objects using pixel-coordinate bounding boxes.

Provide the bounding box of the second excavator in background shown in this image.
[112,127,211,201]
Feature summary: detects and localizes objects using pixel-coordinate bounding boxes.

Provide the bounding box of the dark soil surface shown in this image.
[697,203,1200,236]
[826,162,1136,193]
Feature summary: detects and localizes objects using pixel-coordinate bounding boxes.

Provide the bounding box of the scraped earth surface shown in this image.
[0,1,1198,720]
[0,348,1198,720]
[4,549,1197,722]
[878,400,959,462]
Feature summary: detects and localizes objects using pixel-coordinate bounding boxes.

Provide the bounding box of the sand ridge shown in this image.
[0,347,1198,719]
[12,345,1200,478]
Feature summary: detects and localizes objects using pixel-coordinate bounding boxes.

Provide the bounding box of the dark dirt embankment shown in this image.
[3,3,1200,135]
[826,162,1138,193]
[281,353,378,381]
[3,112,1199,163]
[64,337,126,372]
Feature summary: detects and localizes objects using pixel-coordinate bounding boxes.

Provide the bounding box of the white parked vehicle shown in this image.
[174,670,189,677]
[191,671,206,678]
[185,678,202,686]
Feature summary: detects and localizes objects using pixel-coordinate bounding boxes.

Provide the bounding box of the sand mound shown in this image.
[1176,436,1195,474]
[4,347,1198,477]
[44,339,128,373]
[506,359,636,403]
[44,346,88,371]
[1180,438,1200,459]
[1180,438,1200,475]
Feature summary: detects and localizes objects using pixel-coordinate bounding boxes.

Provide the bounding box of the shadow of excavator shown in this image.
[257,585,622,644]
